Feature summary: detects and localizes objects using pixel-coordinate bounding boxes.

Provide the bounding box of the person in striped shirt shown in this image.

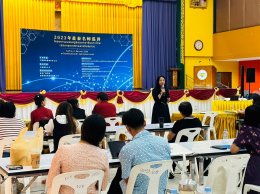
[0,102,25,156]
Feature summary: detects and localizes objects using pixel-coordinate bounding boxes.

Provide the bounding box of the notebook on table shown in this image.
[108,141,126,159]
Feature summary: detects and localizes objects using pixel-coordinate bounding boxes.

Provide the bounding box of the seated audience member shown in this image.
[108,108,171,194]
[46,114,109,194]
[0,102,25,156]
[44,102,79,152]
[67,98,86,120]
[238,94,260,117]
[231,105,260,194]
[30,94,53,126]
[0,99,4,117]
[168,101,202,143]
[92,92,116,118]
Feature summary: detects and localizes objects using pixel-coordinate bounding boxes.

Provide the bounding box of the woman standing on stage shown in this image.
[151,75,171,124]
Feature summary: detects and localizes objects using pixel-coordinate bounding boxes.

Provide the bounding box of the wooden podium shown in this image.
[168,68,181,89]
[194,66,216,89]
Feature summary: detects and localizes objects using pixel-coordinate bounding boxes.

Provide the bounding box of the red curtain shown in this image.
[217,89,237,98]
[0,89,239,104]
[188,89,215,100]
[169,90,184,102]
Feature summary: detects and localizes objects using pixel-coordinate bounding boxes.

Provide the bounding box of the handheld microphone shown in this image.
[161,85,165,96]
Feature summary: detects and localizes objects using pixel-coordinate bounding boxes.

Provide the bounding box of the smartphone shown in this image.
[211,145,229,150]
[6,165,23,170]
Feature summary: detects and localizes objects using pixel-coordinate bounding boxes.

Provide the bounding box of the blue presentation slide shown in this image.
[21,29,133,92]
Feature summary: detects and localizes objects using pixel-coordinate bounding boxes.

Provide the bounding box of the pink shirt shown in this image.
[47,142,109,194]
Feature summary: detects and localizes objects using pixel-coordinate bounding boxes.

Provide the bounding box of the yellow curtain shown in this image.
[62,0,142,7]
[61,1,142,88]
[3,0,55,91]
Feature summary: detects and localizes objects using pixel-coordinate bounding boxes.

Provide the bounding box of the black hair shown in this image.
[2,101,16,118]
[178,101,193,117]
[81,114,106,146]
[155,75,167,89]
[244,105,260,128]
[0,99,4,117]
[253,94,260,106]
[122,108,145,129]
[34,94,45,108]
[56,102,76,134]
[67,98,78,109]
[97,92,108,101]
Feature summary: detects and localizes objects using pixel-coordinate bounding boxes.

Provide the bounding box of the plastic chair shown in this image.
[244,184,260,193]
[175,127,202,143]
[201,111,218,140]
[0,137,16,157]
[105,117,121,126]
[126,160,172,194]
[58,134,81,147]
[206,154,250,194]
[49,170,104,194]
[114,127,132,141]
[174,128,201,174]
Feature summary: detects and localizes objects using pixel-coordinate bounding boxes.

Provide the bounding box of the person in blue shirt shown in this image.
[108,108,171,194]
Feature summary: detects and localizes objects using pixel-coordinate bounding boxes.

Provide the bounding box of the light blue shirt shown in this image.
[119,130,171,194]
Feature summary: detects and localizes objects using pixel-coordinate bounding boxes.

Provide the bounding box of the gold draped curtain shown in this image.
[3,0,55,90]
[62,0,142,7]
[61,0,142,88]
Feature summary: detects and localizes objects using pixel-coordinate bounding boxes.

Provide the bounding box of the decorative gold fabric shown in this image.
[3,0,55,90]
[61,0,142,7]
[212,100,252,111]
[172,111,238,139]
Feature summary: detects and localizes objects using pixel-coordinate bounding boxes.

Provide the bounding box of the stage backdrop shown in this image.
[21,29,133,92]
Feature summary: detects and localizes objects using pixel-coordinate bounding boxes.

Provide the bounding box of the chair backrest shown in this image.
[49,170,104,194]
[105,117,121,126]
[206,154,250,194]
[32,122,40,131]
[0,137,16,157]
[114,127,132,141]
[58,134,81,147]
[126,160,172,194]
[201,112,218,128]
[244,184,260,193]
[175,128,201,143]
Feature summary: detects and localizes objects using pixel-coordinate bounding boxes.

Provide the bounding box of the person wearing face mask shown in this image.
[151,75,171,124]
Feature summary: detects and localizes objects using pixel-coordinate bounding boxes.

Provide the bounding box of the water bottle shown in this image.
[222,129,228,144]
[166,188,178,194]
[204,186,212,194]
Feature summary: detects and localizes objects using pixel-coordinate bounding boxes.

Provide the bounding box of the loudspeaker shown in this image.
[246,68,255,83]
[241,66,244,97]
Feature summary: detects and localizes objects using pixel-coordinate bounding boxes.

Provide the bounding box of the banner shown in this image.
[21,29,133,92]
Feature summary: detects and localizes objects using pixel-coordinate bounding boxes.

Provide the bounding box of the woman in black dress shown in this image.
[151,75,171,124]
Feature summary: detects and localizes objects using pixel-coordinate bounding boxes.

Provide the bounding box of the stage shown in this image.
[0,89,238,121]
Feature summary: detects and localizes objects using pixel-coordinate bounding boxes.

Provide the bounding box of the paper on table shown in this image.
[169,143,194,156]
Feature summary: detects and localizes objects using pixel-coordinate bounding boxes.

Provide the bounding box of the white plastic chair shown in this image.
[126,160,172,194]
[114,127,132,141]
[206,154,250,194]
[32,122,39,131]
[201,111,218,140]
[0,137,16,157]
[58,134,81,147]
[244,184,260,193]
[105,117,121,126]
[174,128,201,174]
[175,127,202,143]
[49,170,104,194]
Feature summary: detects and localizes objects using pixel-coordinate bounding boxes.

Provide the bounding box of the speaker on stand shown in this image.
[240,66,244,97]
[246,68,255,99]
